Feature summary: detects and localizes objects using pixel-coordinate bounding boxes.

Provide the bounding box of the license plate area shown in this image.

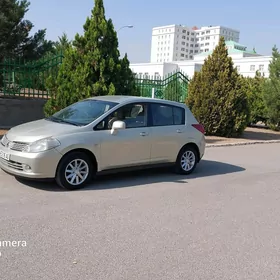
[0,149,10,161]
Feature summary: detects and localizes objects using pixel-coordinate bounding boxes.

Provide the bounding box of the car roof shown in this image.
[88,95,186,108]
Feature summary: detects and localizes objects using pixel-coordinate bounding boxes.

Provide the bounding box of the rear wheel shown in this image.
[55,151,95,190]
[175,145,198,175]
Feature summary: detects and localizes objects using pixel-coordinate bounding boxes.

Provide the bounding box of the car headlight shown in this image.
[23,137,61,153]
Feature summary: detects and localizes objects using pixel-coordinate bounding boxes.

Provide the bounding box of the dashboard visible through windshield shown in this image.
[47,99,118,126]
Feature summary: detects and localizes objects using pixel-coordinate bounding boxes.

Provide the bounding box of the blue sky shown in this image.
[26,0,280,63]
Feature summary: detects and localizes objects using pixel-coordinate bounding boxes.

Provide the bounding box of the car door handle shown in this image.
[140,132,147,136]
[176,129,182,133]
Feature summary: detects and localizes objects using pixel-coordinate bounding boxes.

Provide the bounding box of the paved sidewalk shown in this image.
[206,127,280,146]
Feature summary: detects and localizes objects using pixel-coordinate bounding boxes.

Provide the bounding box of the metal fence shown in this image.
[0,53,63,98]
[0,54,189,102]
[135,71,189,102]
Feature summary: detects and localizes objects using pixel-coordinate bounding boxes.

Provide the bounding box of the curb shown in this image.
[206,139,280,148]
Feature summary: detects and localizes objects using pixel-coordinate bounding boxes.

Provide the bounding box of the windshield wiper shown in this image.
[46,116,80,126]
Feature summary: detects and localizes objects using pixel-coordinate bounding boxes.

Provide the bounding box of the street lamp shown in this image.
[117,25,133,32]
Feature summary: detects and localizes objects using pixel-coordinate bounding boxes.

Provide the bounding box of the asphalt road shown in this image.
[1,143,280,280]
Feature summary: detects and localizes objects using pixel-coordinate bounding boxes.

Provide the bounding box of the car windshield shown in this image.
[48,99,118,126]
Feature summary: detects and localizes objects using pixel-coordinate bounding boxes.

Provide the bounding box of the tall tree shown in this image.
[186,37,250,137]
[263,45,280,129]
[242,71,267,125]
[0,0,54,61]
[45,0,137,115]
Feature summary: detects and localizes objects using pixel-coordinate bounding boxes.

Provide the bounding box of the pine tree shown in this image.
[44,0,136,115]
[119,53,139,96]
[186,37,250,137]
[242,72,267,125]
[263,45,280,129]
[0,0,54,61]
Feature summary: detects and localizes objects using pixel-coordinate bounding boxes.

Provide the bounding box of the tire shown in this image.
[174,145,198,175]
[55,151,95,190]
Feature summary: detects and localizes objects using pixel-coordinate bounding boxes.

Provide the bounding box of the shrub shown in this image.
[186,37,250,137]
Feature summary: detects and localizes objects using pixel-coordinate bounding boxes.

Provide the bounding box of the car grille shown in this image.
[1,135,29,152]
[0,158,24,171]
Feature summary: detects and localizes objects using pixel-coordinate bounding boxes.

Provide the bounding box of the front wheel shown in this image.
[55,151,95,190]
[174,145,198,175]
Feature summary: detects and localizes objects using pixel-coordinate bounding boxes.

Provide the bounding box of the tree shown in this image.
[242,72,267,125]
[263,46,280,130]
[44,0,137,115]
[118,53,139,96]
[53,33,72,54]
[0,0,54,61]
[186,37,250,137]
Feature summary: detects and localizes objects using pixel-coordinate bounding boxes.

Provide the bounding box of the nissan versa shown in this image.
[0,96,205,190]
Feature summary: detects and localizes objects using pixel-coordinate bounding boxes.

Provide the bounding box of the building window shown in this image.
[190,44,194,47]
[205,43,209,46]
[187,37,189,40]
[195,44,199,47]
[206,30,210,34]
[191,32,194,35]
[195,50,198,53]
[182,30,186,33]
[181,48,185,51]
[191,38,194,42]
[190,50,193,54]
[250,65,255,71]
[182,42,185,45]
[259,65,264,71]
[186,43,189,46]
[185,55,188,58]
[201,43,204,47]
[190,55,193,59]
[187,32,190,35]
[182,36,186,39]
[206,36,210,40]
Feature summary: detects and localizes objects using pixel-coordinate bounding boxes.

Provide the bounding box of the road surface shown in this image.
[0,143,280,280]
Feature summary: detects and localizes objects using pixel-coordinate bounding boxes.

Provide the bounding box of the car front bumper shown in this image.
[0,145,62,179]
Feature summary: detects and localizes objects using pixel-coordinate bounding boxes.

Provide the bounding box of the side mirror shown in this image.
[111,120,126,135]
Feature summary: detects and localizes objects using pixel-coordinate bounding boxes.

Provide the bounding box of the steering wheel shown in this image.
[108,117,118,129]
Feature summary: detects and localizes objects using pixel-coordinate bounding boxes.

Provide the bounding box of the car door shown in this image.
[149,103,186,163]
[94,102,152,170]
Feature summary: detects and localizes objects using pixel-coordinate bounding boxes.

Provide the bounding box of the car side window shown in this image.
[96,103,148,130]
[151,104,185,126]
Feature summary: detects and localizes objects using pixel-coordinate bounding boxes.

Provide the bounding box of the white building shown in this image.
[131,41,271,79]
[150,24,240,63]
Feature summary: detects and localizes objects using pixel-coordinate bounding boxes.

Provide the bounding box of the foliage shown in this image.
[242,72,267,124]
[0,0,54,62]
[44,0,136,115]
[263,45,280,130]
[186,37,250,137]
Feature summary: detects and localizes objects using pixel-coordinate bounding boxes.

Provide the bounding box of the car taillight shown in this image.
[192,124,205,134]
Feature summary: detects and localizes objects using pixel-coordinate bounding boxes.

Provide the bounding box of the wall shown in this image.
[131,54,272,79]
[0,97,47,128]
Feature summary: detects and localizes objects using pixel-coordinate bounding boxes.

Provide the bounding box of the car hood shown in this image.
[6,119,81,143]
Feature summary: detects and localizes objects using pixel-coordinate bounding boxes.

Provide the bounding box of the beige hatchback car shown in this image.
[0,96,205,190]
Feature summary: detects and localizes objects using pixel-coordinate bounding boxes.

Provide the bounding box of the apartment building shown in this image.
[150,24,240,63]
